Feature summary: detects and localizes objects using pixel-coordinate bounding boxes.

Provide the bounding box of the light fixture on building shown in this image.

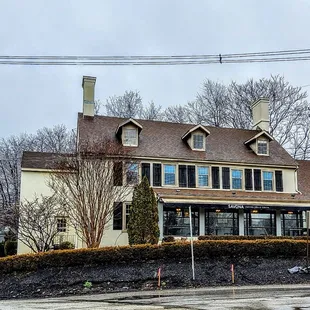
[288,211,293,214]
[252,210,258,213]
[215,209,221,213]
[176,208,181,212]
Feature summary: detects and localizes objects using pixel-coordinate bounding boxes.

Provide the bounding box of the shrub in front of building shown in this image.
[0,239,306,274]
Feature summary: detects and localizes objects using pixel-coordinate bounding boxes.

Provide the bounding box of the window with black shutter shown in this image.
[141,163,151,184]
[245,169,253,190]
[153,164,162,186]
[222,167,230,189]
[254,169,262,191]
[275,170,283,192]
[188,165,196,188]
[113,162,123,186]
[179,165,187,187]
[212,167,220,189]
[113,202,123,230]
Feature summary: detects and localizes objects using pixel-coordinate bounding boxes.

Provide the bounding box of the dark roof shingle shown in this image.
[77,114,297,167]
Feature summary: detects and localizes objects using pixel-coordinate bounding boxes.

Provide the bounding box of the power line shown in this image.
[1,48,310,66]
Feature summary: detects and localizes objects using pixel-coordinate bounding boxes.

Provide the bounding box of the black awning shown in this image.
[163,202,310,212]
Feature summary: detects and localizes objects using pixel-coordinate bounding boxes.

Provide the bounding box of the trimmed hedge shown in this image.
[0,239,308,274]
[162,236,175,243]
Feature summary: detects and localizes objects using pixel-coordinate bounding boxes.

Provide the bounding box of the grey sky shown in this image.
[1,0,310,138]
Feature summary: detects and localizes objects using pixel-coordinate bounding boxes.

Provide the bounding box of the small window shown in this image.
[123,128,138,146]
[257,140,268,155]
[193,134,204,149]
[57,218,67,233]
[263,171,273,191]
[232,169,242,190]
[164,164,176,185]
[198,167,209,187]
[125,204,131,229]
[113,202,123,230]
[126,163,138,185]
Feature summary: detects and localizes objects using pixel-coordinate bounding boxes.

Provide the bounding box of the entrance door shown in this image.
[244,211,276,236]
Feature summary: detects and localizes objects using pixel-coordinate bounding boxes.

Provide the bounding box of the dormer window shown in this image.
[257,140,268,155]
[116,118,143,147]
[182,124,210,151]
[193,134,204,150]
[244,130,273,156]
[124,128,138,146]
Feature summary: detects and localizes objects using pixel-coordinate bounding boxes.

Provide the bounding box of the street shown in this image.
[0,284,310,309]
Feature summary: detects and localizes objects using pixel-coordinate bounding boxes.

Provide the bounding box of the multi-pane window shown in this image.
[124,128,137,146]
[257,140,268,155]
[164,164,176,185]
[263,171,273,191]
[232,169,242,189]
[198,166,209,187]
[126,163,138,185]
[57,218,67,233]
[193,134,204,149]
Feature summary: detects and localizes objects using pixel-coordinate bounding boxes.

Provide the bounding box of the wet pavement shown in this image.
[1,284,310,309]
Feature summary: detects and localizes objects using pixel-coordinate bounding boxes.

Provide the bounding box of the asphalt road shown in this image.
[1,284,310,309]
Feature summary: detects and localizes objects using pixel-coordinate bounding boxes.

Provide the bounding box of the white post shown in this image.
[189,205,195,280]
[239,209,245,236]
[276,210,281,236]
[199,207,205,236]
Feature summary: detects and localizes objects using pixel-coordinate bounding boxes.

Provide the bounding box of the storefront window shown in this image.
[163,206,199,236]
[281,212,304,236]
[244,211,276,235]
[205,210,239,235]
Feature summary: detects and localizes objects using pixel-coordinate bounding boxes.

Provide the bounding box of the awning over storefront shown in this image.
[162,200,310,212]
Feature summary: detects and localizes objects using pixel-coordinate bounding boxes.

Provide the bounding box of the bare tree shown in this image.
[163,105,190,123]
[14,195,62,253]
[187,80,230,127]
[49,141,131,248]
[0,125,76,230]
[105,90,143,118]
[34,125,76,153]
[139,101,162,120]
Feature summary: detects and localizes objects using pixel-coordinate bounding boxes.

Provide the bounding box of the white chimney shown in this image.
[251,98,269,132]
[82,76,96,117]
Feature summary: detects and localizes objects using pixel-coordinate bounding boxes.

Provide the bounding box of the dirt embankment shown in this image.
[0,257,309,299]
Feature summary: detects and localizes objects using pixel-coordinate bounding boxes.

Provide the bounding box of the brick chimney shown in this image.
[82,76,96,117]
[251,98,269,132]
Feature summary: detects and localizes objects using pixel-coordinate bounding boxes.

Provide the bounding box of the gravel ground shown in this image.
[0,257,309,300]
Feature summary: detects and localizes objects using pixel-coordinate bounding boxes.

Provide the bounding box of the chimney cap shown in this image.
[251,97,269,108]
[82,76,96,88]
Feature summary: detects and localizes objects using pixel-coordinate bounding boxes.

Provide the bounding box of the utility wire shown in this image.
[1,48,310,66]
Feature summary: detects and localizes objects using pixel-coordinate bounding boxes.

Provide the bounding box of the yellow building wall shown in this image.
[18,170,132,254]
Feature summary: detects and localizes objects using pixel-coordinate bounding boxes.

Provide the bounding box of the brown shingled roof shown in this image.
[77,114,297,167]
[154,187,310,203]
[22,151,69,170]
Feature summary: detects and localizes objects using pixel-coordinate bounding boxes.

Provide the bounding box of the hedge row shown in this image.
[197,235,308,241]
[0,239,307,274]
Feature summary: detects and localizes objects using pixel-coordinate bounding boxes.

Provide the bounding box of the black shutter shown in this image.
[113,202,122,230]
[222,167,230,189]
[254,169,262,191]
[153,164,162,186]
[141,163,151,184]
[188,165,196,188]
[179,165,187,187]
[275,170,283,192]
[212,167,220,189]
[113,162,123,186]
[245,169,253,190]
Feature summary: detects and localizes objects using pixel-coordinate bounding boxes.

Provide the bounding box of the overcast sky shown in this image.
[1,0,310,138]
